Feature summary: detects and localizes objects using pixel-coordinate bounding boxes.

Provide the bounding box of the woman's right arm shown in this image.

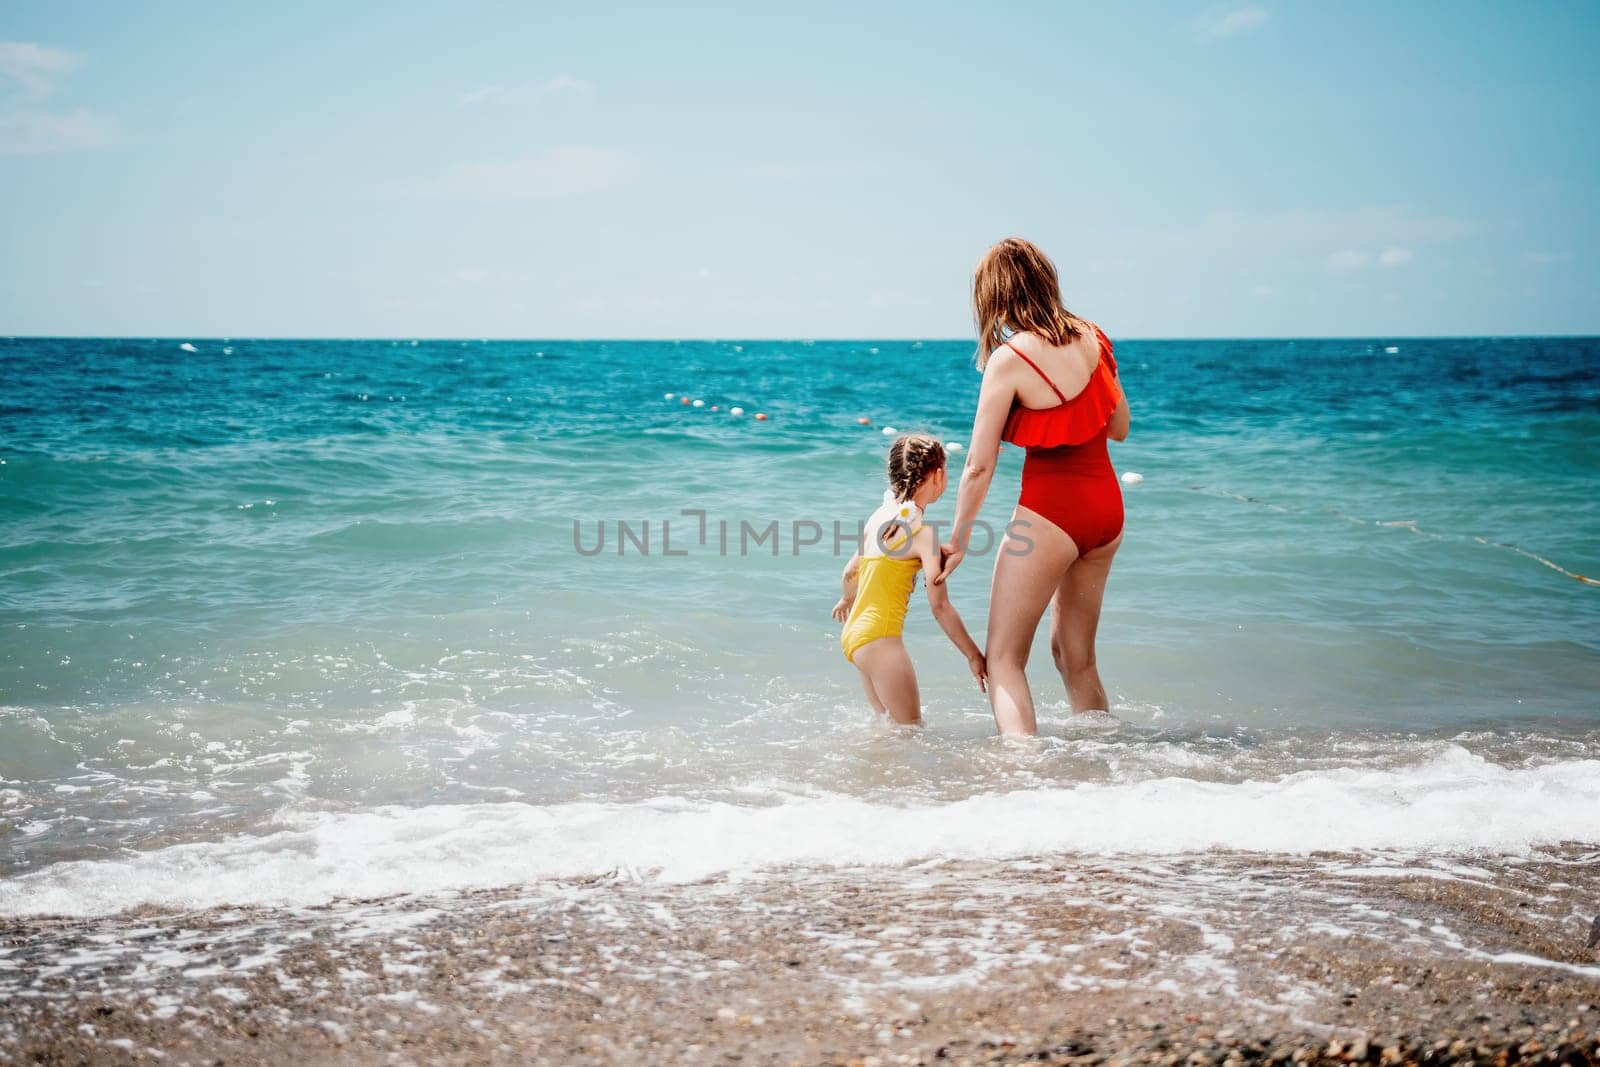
[934,361,1014,585]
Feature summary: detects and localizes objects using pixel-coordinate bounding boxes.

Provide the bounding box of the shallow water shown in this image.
[1,336,1597,915]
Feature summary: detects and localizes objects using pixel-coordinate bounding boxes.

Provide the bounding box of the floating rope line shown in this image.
[1471,536,1600,587]
[1188,486,1599,588]
[1184,486,1289,512]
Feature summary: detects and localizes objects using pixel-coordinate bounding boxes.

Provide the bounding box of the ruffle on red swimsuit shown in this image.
[998,324,1125,554]
[1000,324,1121,448]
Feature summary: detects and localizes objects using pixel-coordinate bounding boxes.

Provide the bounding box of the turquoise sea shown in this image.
[1,335,1597,915]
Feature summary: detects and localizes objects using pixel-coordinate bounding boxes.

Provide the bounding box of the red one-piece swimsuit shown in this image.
[998,324,1125,554]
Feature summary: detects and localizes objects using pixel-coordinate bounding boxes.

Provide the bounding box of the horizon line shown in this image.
[6,333,1600,344]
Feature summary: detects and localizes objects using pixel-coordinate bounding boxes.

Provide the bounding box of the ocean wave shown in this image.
[4,746,1596,918]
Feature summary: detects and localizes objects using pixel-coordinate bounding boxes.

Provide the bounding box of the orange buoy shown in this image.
[856,417,871,425]
[680,396,691,405]
[754,412,768,421]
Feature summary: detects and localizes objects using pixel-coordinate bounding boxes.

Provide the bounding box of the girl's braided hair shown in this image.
[886,433,946,503]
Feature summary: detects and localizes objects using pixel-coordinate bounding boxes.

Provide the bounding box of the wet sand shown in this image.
[4,849,1598,1065]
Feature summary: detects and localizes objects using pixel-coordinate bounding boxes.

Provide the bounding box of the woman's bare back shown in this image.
[997,325,1103,410]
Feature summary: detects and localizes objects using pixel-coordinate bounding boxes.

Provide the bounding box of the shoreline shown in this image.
[4,849,1598,1064]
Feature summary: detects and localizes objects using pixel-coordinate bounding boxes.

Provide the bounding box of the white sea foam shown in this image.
[3,747,1596,918]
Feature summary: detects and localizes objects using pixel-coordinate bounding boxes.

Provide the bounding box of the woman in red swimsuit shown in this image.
[934,237,1130,736]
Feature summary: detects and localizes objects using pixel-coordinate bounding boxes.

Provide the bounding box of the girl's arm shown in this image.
[831,552,860,622]
[934,359,1015,585]
[916,528,986,692]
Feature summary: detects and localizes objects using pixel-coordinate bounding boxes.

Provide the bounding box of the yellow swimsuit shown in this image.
[840,503,924,663]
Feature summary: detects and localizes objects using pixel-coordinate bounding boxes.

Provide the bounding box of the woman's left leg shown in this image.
[985,506,1078,736]
[1049,532,1122,713]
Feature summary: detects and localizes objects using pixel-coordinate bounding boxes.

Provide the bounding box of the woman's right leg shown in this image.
[1049,533,1121,713]
[852,637,921,726]
[986,506,1078,736]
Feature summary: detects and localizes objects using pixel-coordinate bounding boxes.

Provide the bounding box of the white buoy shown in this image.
[882,426,898,435]
[222,346,233,355]
[1384,346,1399,354]
[664,392,675,400]
[178,342,197,353]
[1121,471,1144,486]
[729,406,744,416]
[946,442,964,453]
[692,399,705,408]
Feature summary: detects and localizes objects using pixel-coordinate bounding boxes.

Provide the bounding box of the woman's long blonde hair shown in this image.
[972,237,1084,368]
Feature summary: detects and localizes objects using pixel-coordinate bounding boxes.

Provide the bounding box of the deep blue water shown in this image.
[0,336,1597,906]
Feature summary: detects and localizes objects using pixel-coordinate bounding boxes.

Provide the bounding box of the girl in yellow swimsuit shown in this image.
[832,433,987,725]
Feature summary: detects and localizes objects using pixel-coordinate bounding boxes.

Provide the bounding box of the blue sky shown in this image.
[1,2,1596,338]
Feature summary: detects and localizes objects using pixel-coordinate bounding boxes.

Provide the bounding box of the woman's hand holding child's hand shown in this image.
[934,542,965,585]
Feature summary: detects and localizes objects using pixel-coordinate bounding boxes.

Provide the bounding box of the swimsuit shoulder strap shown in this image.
[1003,340,1069,404]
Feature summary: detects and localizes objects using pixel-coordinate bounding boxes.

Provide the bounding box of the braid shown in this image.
[886,433,947,503]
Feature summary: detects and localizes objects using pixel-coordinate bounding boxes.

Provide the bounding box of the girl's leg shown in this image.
[857,663,888,715]
[1048,533,1122,714]
[986,506,1079,736]
[851,637,922,725]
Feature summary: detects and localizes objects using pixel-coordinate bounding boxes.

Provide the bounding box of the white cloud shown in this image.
[1132,206,1475,263]
[0,42,113,155]
[749,160,890,182]
[0,41,81,97]
[1323,246,1413,272]
[1199,6,1268,39]
[459,75,592,106]
[0,106,113,155]
[419,147,632,200]
[864,291,933,310]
